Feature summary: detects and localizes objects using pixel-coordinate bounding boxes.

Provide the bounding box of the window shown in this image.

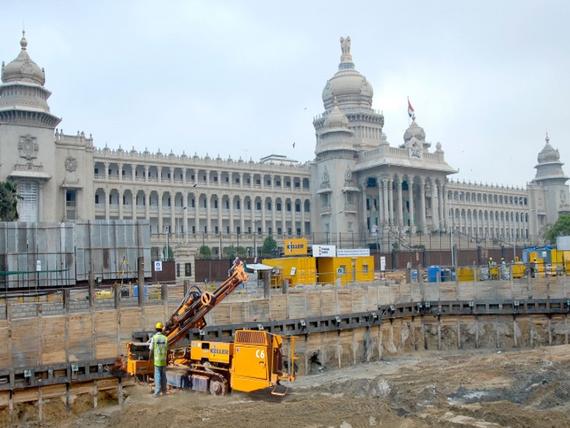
[185,263,192,277]
[362,264,369,273]
[176,263,181,277]
[95,194,99,204]
[65,190,77,220]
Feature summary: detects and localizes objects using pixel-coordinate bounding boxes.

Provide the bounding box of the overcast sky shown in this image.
[1,1,568,186]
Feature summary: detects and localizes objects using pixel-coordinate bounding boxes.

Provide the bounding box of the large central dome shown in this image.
[322,36,373,111]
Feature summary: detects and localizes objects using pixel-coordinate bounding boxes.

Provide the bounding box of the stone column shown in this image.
[158,197,163,234]
[144,165,149,182]
[118,163,123,181]
[183,201,189,237]
[206,194,211,235]
[437,182,443,230]
[442,184,448,230]
[194,196,199,235]
[131,166,135,182]
[273,198,278,236]
[432,180,439,231]
[361,182,368,235]
[419,176,426,232]
[397,177,404,227]
[171,193,176,236]
[104,162,109,180]
[131,191,136,219]
[377,177,384,226]
[229,196,235,234]
[382,179,389,228]
[239,197,245,235]
[409,177,415,231]
[388,178,395,226]
[260,199,265,234]
[218,199,222,235]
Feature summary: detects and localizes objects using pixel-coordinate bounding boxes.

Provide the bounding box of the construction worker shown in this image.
[530,258,537,278]
[149,321,168,397]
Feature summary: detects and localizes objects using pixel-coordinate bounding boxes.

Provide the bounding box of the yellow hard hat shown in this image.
[155,322,164,330]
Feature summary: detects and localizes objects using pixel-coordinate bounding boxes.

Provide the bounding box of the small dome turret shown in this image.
[403,120,426,143]
[323,102,349,129]
[537,133,560,164]
[1,31,45,86]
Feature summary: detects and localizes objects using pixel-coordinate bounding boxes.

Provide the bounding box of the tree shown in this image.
[0,180,20,221]
[223,245,237,259]
[261,236,277,257]
[545,214,570,243]
[162,245,174,260]
[197,245,212,259]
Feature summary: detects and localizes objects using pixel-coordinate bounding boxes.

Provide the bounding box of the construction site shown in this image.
[0,221,570,427]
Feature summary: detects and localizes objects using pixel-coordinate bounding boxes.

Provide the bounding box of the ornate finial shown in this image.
[20,30,28,50]
[545,131,550,144]
[339,36,352,63]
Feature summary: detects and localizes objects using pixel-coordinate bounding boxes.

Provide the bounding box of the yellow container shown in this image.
[512,262,526,279]
[457,266,475,282]
[262,257,316,287]
[316,256,375,285]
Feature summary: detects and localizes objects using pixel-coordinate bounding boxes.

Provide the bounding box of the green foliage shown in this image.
[162,245,174,260]
[223,245,247,258]
[197,245,212,259]
[223,245,237,258]
[0,180,20,221]
[261,236,278,257]
[545,215,570,243]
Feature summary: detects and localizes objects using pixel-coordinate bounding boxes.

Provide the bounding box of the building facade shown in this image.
[1,33,569,273]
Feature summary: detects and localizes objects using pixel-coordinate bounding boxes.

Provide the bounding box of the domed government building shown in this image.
[1,33,568,275]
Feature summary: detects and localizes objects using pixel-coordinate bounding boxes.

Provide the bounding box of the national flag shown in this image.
[407,97,415,120]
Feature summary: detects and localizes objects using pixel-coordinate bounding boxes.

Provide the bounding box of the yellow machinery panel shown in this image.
[230,330,271,392]
[263,257,316,287]
[190,340,232,364]
[283,238,308,256]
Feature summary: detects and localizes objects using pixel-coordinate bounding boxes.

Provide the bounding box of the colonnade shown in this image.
[363,174,447,233]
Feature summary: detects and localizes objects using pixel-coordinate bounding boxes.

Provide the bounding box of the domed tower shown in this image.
[312,101,358,238]
[0,33,92,223]
[0,32,60,126]
[313,36,384,152]
[528,133,570,234]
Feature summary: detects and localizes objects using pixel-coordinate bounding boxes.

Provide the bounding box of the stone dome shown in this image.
[323,103,349,129]
[1,32,45,86]
[403,120,426,142]
[537,134,560,163]
[322,36,373,111]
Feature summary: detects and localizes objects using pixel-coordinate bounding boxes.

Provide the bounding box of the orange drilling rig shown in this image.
[125,259,296,396]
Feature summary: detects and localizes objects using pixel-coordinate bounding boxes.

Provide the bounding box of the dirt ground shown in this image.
[10,345,570,428]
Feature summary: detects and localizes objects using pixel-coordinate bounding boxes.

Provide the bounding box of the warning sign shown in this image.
[283,238,308,256]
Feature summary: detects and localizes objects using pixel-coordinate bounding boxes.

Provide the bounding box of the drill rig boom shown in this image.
[127,260,248,376]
